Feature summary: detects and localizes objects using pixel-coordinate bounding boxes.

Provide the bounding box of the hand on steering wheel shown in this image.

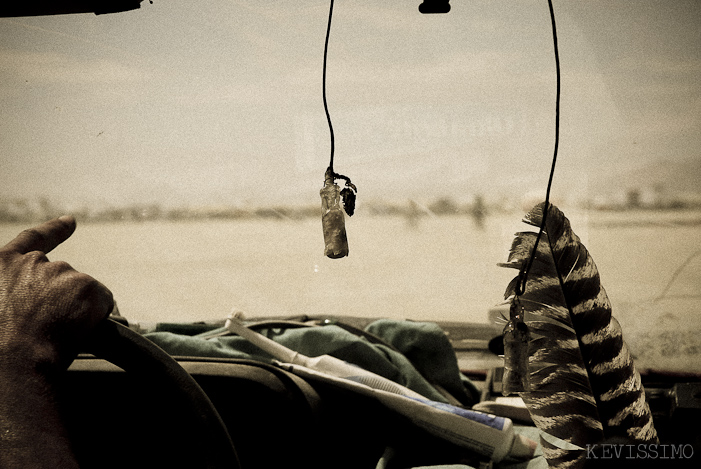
[0,217,239,468]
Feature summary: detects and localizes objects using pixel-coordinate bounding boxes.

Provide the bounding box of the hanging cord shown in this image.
[515,0,561,296]
[322,0,336,174]
[320,0,356,217]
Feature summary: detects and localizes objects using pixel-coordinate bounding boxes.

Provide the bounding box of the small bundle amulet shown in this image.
[320,171,349,258]
[501,298,530,395]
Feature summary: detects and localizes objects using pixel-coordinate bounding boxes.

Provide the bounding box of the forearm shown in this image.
[0,368,79,469]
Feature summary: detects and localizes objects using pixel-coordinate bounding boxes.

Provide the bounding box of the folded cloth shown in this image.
[366,319,479,406]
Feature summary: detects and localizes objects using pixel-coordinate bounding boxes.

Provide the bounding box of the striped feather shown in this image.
[499,202,657,468]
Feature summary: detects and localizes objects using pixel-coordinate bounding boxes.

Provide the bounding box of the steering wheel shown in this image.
[81,318,241,469]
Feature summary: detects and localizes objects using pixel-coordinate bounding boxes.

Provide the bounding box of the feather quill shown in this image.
[499,202,657,468]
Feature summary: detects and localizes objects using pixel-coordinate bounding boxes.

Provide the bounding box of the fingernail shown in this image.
[58,215,74,224]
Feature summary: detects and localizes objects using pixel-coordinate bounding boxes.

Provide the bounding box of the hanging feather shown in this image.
[499,202,657,468]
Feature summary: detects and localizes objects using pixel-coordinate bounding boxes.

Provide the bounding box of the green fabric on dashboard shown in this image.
[146,321,464,404]
[365,319,479,405]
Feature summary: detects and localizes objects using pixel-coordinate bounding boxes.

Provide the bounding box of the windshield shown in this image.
[1,0,699,372]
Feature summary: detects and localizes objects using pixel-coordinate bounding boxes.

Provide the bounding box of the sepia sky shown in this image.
[1,0,699,208]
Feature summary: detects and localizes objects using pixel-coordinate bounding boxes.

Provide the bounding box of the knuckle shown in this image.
[59,270,112,306]
[20,227,41,238]
[60,269,94,289]
[48,259,72,272]
[26,250,48,262]
[19,228,45,244]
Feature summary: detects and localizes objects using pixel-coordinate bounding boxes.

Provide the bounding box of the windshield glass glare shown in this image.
[1,0,699,372]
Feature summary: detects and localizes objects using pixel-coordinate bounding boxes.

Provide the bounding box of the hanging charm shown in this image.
[340,182,357,216]
[320,168,350,258]
[502,295,530,395]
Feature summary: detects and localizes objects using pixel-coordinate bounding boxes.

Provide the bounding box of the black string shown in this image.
[516,0,561,296]
[322,0,335,173]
